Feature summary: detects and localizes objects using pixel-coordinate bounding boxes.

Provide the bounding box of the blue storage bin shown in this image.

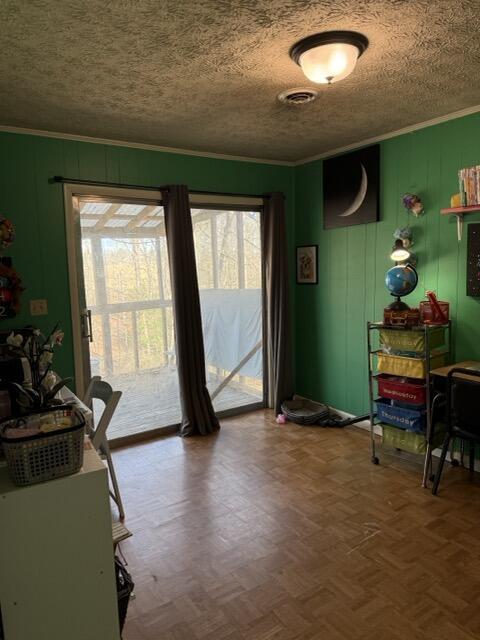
[375,398,426,433]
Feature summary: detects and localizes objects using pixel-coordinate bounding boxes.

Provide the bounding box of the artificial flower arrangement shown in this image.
[6,324,71,411]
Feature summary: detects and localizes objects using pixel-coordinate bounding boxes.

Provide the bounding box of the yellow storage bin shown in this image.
[376,352,445,378]
[381,423,445,455]
[379,327,445,354]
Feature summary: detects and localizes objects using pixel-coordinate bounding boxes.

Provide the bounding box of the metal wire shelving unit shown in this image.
[367,321,452,487]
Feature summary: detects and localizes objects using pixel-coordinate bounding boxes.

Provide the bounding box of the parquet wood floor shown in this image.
[113,410,480,640]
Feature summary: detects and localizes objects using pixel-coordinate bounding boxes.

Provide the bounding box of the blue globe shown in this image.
[385,265,418,298]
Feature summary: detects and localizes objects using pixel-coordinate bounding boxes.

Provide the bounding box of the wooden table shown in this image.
[430,360,480,383]
[427,360,480,476]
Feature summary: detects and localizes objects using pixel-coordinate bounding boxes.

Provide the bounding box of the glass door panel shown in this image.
[192,208,263,413]
[78,198,181,441]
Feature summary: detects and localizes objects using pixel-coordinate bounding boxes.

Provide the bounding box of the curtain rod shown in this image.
[50,176,275,200]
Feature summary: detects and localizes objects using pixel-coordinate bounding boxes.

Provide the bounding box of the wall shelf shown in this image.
[440,205,480,215]
[440,205,480,241]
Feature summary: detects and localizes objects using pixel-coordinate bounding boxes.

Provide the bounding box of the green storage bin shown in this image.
[379,327,445,354]
[381,423,445,455]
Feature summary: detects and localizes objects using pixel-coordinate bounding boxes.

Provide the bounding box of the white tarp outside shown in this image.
[199,288,262,379]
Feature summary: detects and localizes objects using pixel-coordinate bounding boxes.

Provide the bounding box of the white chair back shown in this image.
[83,376,122,450]
[83,376,124,519]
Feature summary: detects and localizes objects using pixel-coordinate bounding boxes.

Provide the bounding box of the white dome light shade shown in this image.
[390,247,411,262]
[290,31,369,85]
[299,43,360,84]
[390,240,411,262]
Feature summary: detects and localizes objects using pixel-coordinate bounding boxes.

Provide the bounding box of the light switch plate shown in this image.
[30,299,48,316]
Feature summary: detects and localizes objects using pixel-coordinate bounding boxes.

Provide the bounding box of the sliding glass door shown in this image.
[192,207,264,413]
[67,187,265,443]
[76,195,181,441]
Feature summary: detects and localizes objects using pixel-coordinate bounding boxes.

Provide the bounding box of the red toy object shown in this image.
[419,291,449,325]
[0,288,13,303]
[383,307,420,327]
[0,259,23,318]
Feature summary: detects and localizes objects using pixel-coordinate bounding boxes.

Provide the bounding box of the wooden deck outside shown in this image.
[103,367,262,440]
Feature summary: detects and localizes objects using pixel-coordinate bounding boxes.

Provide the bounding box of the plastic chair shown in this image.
[83,376,125,519]
[432,368,480,495]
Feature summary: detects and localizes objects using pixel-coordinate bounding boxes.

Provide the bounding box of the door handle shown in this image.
[82,309,94,342]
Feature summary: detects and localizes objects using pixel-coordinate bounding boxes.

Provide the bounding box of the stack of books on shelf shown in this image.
[459,165,480,206]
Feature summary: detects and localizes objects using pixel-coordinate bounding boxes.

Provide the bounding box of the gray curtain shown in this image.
[262,192,294,414]
[162,185,220,437]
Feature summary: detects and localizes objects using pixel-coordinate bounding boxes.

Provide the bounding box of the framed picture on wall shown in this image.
[296,245,318,284]
[323,144,380,229]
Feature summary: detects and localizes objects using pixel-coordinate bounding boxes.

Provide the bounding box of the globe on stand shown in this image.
[385,264,418,311]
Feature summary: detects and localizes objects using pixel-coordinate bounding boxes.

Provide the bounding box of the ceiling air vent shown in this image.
[277,87,318,106]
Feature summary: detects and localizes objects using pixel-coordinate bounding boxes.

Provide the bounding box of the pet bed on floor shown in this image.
[281,395,370,428]
[281,396,330,425]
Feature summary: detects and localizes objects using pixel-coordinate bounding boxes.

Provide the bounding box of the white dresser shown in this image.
[0,441,121,640]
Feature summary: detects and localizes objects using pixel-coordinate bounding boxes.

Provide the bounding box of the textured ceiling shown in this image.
[1,0,480,162]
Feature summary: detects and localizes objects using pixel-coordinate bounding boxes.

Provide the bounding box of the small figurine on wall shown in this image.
[0,260,23,318]
[402,193,424,217]
[0,217,24,319]
[0,217,16,248]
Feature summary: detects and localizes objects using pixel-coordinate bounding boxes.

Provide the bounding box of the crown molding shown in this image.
[1,102,480,168]
[0,124,294,167]
[295,103,480,165]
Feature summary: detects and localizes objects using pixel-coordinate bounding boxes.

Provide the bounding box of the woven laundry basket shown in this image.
[1,406,85,486]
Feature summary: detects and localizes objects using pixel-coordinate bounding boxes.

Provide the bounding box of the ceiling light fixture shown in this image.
[290,31,369,84]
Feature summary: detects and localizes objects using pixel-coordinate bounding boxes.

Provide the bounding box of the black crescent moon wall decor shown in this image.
[323,144,380,229]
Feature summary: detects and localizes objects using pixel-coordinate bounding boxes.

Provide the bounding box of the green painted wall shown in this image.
[3,111,480,411]
[0,132,294,387]
[295,112,480,416]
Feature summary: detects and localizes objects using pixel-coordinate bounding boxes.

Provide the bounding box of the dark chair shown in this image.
[432,368,480,495]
